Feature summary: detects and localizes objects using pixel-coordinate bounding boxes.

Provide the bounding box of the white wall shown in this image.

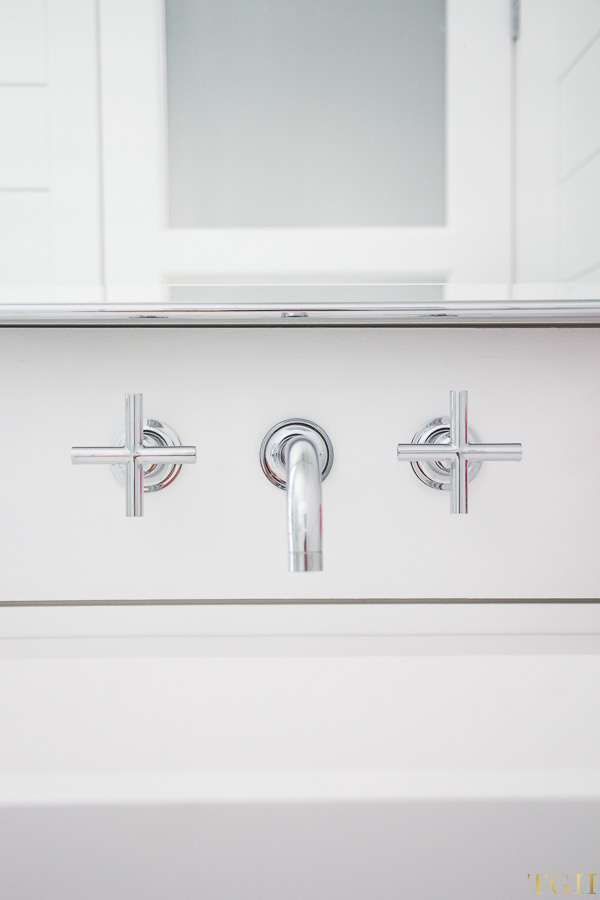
[0,0,52,290]
[515,0,600,294]
[0,0,102,301]
[2,326,600,601]
[558,1,600,284]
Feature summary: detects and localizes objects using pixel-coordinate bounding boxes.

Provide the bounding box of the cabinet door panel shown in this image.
[99,0,511,288]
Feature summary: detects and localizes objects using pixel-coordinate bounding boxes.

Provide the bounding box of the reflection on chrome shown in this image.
[260,419,334,573]
[2,299,600,327]
[396,390,522,514]
[285,437,323,572]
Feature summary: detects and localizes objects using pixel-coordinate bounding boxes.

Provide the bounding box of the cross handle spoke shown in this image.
[72,393,197,517]
[397,391,522,513]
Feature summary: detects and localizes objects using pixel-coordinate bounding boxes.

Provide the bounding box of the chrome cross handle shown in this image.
[72,393,196,517]
[397,391,522,514]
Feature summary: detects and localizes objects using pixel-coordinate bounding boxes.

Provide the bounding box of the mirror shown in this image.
[165,0,446,229]
[0,0,598,303]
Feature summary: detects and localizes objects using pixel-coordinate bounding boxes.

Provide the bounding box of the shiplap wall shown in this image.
[0,0,102,301]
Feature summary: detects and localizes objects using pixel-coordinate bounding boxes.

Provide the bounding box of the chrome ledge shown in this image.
[1,300,600,326]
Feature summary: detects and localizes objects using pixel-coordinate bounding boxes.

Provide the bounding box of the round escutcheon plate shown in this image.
[111,419,184,493]
[260,419,334,489]
[410,416,482,491]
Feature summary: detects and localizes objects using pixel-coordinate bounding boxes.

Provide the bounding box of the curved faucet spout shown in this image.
[260,419,333,573]
[285,437,322,572]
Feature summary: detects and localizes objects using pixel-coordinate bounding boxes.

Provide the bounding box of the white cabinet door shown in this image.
[98,0,513,294]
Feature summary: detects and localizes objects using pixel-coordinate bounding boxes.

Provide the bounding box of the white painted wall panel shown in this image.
[46,0,102,289]
[446,0,512,285]
[557,0,600,74]
[559,151,600,279]
[98,0,164,291]
[0,1,101,299]
[0,0,47,84]
[0,655,597,775]
[0,87,49,187]
[0,327,598,601]
[559,34,600,178]
[516,1,600,289]
[0,193,51,283]
[515,0,559,284]
[559,264,600,299]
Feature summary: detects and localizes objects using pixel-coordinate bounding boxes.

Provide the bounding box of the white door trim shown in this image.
[98,0,513,295]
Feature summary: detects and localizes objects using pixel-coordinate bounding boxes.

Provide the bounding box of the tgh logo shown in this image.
[528,874,597,894]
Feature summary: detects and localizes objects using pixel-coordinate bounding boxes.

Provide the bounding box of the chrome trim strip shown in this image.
[0,598,598,605]
[1,300,600,326]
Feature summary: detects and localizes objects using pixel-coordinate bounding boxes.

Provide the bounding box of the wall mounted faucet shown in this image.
[396,390,522,513]
[71,393,196,516]
[260,419,334,572]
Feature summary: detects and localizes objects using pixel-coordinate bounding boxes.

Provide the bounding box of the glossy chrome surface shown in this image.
[397,390,522,513]
[409,416,482,490]
[260,420,333,489]
[111,418,188,493]
[2,300,600,326]
[287,438,323,572]
[260,420,333,572]
[71,393,197,517]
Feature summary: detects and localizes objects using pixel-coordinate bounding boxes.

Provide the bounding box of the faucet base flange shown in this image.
[260,419,334,489]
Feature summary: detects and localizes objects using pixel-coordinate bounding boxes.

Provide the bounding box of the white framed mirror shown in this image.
[0,1,598,303]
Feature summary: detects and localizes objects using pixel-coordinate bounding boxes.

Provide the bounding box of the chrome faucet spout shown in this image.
[285,437,322,572]
[260,418,333,573]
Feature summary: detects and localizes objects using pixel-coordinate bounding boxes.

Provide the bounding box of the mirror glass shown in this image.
[165,0,446,228]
